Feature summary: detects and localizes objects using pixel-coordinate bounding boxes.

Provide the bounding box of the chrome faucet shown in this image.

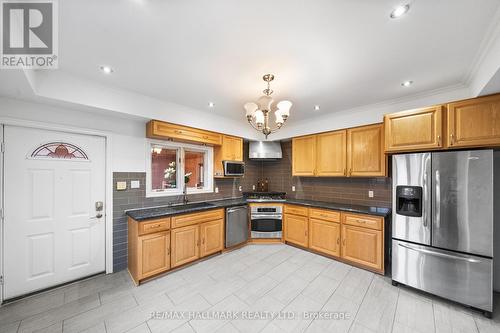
[182,184,188,204]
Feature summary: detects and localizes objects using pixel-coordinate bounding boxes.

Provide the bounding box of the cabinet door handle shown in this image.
[304,230,308,236]
[167,247,170,255]
[450,133,455,145]
[437,135,441,146]
[336,238,340,245]
[342,239,346,246]
[349,169,352,176]
[343,168,346,175]
[202,238,205,245]
[175,130,183,134]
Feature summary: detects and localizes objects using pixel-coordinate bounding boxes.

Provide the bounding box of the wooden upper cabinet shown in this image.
[199,219,224,258]
[221,135,243,161]
[214,135,243,177]
[292,135,316,176]
[139,232,170,279]
[447,94,500,148]
[316,130,346,176]
[146,120,222,146]
[384,106,444,152]
[284,213,309,248]
[347,124,386,177]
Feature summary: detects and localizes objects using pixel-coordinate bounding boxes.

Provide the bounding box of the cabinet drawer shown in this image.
[138,218,171,235]
[342,213,383,231]
[309,208,340,223]
[172,209,224,228]
[284,205,309,217]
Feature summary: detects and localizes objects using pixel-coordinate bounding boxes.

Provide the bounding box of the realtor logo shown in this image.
[1,0,58,69]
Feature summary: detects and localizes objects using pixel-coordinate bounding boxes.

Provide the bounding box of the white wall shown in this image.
[0,97,148,172]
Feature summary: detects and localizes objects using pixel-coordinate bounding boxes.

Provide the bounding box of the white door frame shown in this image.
[0,117,114,302]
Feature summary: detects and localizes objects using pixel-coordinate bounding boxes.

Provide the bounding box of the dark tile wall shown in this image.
[112,143,262,271]
[112,141,391,271]
[262,141,392,208]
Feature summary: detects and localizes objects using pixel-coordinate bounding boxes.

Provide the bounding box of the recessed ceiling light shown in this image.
[99,65,114,74]
[401,80,413,87]
[390,4,410,19]
[314,105,321,111]
[208,102,215,108]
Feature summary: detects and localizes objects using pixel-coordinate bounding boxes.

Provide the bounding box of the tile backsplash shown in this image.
[262,141,392,208]
[112,141,391,271]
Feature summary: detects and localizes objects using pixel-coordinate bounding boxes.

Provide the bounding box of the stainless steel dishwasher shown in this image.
[225,206,249,248]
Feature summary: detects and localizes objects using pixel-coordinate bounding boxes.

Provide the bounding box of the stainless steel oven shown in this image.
[250,205,282,239]
[223,161,245,177]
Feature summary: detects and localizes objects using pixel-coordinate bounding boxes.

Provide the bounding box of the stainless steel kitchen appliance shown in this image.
[243,191,286,202]
[223,161,245,177]
[225,205,249,248]
[391,150,499,317]
[250,205,283,239]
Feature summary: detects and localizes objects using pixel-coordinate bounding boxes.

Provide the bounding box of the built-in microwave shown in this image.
[223,161,245,177]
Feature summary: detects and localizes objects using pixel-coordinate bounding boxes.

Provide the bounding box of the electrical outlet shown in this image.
[252,185,256,190]
[238,186,242,192]
[215,187,219,193]
[292,185,296,192]
[130,180,140,189]
[368,190,374,198]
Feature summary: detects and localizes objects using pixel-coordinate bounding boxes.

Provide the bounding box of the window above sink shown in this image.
[146,140,213,197]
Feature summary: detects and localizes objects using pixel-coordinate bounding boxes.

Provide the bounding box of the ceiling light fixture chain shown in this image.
[244,74,292,139]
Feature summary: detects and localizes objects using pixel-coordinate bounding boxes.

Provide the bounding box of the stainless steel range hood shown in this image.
[249,141,282,160]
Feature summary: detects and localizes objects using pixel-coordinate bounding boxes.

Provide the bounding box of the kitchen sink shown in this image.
[169,202,216,211]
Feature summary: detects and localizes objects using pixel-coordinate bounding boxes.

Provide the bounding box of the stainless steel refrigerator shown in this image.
[391,150,499,317]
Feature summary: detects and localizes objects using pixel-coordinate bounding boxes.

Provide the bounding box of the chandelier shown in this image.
[244,74,292,138]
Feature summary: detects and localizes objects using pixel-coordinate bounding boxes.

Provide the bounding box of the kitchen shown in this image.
[1,1,500,332]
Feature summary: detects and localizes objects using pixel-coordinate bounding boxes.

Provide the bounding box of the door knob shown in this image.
[95,201,104,219]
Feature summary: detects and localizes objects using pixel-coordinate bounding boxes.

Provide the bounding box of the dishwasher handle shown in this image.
[227,206,248,214]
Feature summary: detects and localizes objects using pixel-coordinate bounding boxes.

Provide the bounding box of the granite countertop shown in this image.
[126,197,390,221]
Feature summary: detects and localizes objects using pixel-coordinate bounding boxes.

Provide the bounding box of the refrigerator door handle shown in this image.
[398,243,482,263]
[435,169,441,228]
[423,153,431,228]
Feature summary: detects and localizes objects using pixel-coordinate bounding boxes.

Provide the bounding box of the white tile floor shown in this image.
[0,244,499,333]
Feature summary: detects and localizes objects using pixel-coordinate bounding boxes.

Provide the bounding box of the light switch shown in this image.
[292,185,296,192]
[116,181,127,191]
[252,185,256,190]
[238,186,242,192]
[368,190,374,198]
[131,180,140,189]
[215,187,219,193]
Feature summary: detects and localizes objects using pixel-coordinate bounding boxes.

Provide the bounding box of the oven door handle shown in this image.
[251,215,283,219]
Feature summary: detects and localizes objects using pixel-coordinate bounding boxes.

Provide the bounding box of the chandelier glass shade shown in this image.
[244,74,292,138]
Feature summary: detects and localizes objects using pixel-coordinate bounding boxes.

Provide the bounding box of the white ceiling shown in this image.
[1,0,500,141]
[56,0,500,122]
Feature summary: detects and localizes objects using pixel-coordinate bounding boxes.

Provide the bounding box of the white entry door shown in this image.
[3,126,106,299]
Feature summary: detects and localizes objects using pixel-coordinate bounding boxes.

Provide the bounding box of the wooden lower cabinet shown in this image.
[308,218,340,257]
[284,213,309,247]
[341,224,383,272]
[139,232,171,279]
[200,219,224,257]
[171,224,200,268]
